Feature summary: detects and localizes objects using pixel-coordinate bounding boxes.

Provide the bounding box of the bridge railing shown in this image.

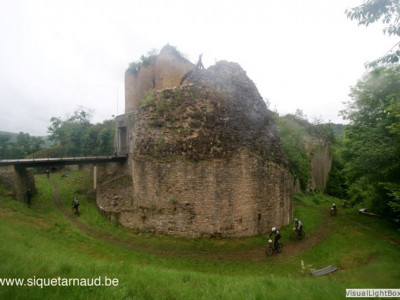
[0,155,128,167]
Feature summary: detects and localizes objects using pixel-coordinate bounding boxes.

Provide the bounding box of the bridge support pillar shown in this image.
[93,164,97,190]
[0,165,36,203]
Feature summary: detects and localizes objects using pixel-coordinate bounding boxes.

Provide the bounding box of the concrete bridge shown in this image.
[0,155,127,168]
[0,155,128,203]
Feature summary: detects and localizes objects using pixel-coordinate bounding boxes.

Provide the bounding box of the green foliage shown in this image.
[275,117,310,191]
[128,49,159,75]
[275,112,337,193]
[326,165,347,198]
[138,92,156,108]
[0,132,44,159]
[127,61,142,75]
[346,0,400,67]
[386,99,400,134]
[46,107,115,157]
[326,132,348,198]
[340,65,400,221]
[385,183,400,222]
[127,45,188,77]
[275,114,311,191]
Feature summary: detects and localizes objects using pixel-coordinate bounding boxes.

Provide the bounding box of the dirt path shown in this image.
[52,180,334,261]
[52,180,155,251]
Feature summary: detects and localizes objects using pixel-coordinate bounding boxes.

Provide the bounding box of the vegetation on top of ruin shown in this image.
[138,91,156,108]
[127,44,189,76]
[128,53,158,75]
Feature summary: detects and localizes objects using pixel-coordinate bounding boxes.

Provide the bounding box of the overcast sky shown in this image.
[0,0,397,136]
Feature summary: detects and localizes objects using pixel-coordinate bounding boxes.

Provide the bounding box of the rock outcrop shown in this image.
[307,140,332,192]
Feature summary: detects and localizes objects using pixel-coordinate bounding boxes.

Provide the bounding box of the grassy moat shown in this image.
[0,170,399,299]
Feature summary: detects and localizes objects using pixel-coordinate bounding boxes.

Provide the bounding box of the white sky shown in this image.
[0,0,397,135]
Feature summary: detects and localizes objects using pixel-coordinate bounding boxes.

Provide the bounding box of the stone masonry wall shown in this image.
[97,149,292,237]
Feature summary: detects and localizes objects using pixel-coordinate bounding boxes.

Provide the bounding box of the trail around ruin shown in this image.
[52,179,335,261]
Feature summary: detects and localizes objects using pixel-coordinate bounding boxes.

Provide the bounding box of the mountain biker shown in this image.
[268,227,281,250]
[72,197,80,214]
[331,203,337,215]
[293,218,303,236]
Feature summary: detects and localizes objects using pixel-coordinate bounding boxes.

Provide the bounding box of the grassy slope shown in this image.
[0,171,399,299]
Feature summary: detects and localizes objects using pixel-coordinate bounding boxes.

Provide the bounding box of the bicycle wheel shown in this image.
[277,242,283,253]
[266,246,273,257]
[300,231,305,240]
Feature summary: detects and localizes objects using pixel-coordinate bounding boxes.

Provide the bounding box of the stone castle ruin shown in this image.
[98,45,293,237]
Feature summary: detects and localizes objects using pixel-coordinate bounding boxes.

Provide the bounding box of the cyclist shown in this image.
[268,227,281,250]
[293,218,303,237]
[331,203,337,215]
[72,197,80,215]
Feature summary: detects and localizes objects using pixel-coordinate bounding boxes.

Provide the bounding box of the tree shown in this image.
[346,0,400,67]
[0,132,44,159]
[47,108,115,157]
[98,125,115,155]
[0,134,11,159]
[340,65,400,221]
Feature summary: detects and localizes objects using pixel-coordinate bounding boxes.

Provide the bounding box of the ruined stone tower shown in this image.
[100,46,293,238]
[124,45,194,113]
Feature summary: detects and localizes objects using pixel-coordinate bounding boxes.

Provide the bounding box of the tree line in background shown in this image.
[0,132,45,159]
[0,108,115,159]
[338,65,400,222]
[46,108,114,157]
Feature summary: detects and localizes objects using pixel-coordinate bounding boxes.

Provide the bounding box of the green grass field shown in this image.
[0,170,399,299]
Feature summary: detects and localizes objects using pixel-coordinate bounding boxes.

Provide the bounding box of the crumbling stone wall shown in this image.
[96,161,133,221]
[101,60,293,237]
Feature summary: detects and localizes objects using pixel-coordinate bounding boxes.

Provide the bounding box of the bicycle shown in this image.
[330,207,337,216]
[72,198,80,216]
[266,239,283,257]
[290,228,305,241]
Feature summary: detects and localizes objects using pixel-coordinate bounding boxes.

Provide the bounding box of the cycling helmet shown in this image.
[272,227,276,232]
[294,218,298,223]
[332,203,336,206]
